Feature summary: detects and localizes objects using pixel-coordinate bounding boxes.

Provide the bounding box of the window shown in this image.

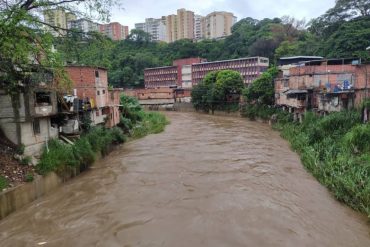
[97,90,100,95]
[95,70,100,78]
[33,119,41,135]
[284,80,289,87]
[35,92,51,106]
[103,90,106,94]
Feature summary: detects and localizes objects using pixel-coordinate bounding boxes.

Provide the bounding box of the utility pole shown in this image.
[363,47,370,123]
[366,64,368,101]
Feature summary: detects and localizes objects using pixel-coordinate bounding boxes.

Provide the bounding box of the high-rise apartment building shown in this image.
[165,14,177,43]
[135,23,146,31]
[194,15,204,40]
[99,22,129,41]
[136,9,236,42]
[203,11,237,39]
[135,18,167,42]
[68,18,100,33]
[176,8,194,40]
[43,8,76,36]
[166,9,194,42]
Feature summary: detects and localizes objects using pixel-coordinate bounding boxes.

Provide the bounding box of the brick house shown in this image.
[65,66,122,128]
[275,58,370,121]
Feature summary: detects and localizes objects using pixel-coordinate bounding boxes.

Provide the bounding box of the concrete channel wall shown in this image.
[0,172,63,220]
[0,152,105,220]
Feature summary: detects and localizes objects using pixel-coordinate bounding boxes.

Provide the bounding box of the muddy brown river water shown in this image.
[0,112,369,246]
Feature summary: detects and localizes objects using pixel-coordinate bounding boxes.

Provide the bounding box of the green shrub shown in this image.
[24,173,34,182]
[120,94,144,124]
[20,156,31,166]
[242,104,291,123]
[37,139,79,175]
[343,124,370,153]
[16,144,25,155]
[279,109,370,216]
[131,112,169,138]
[0,176,8,190]
[118,116,133,133]
[110,127,127,144]
[74,137,96,165]
[85,127,110,153]
[304,111,361,144]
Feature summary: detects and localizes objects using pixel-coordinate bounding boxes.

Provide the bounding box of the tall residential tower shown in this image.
[166,9,194,42]
[203,11,237,39]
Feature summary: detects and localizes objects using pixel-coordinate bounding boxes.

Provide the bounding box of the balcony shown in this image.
[35,104,53,116]
[32,91,57,117]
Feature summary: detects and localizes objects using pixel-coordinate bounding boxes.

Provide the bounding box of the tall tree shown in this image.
[191,70,245,113]
[0,0,116,93]
[243,67,278,105]
[327,0,370,18]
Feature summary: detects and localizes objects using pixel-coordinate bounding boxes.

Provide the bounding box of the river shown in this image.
[0,112,369,246]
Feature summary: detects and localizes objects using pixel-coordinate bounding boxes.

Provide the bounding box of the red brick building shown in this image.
[144,58,205,88]
[144,57,269,89]
[65,66,122,127]
[144,66,178,88]
[99,22,128,41]
[192,57,269,85]
[275,58,370,120]
[173,58,206,86]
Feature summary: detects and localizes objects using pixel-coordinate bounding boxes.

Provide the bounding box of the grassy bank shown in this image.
[36,127,126,175]
[243,104,370,217]
[130,111,169,139]
[36,95,168,176]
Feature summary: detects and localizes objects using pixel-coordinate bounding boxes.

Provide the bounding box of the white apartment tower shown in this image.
[135,18,167,42]
[194,15,204,40]
[68,18,100,33]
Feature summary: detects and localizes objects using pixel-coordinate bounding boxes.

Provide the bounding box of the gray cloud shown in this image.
[112,0,335,29]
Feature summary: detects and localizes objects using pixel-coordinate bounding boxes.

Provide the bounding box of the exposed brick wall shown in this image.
[173,58,204,86]
[124,88,174,100]
[65,66,109,108]
[275,64,370,111]
[144,66,178,88]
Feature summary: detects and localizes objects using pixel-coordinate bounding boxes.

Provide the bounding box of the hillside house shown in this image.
[0,68,58,156]
[65,66,122,128]
[275,58,369,121]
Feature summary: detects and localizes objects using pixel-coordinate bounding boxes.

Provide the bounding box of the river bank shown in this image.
[0,109,169,220]
[241,104,370,218]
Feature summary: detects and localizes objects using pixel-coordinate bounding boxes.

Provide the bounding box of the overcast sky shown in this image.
[111,0,336,29]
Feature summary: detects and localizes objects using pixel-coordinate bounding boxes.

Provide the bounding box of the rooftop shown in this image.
[144,65,177,71]
[193,56,268,66]
[65,65,107,70]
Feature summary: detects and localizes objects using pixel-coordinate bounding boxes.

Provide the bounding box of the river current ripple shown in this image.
[0,112,369,246]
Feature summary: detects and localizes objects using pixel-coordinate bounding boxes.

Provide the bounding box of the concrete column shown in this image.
[299,113,303,123]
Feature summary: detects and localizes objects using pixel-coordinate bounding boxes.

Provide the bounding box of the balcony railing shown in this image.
[35,104,53,116]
